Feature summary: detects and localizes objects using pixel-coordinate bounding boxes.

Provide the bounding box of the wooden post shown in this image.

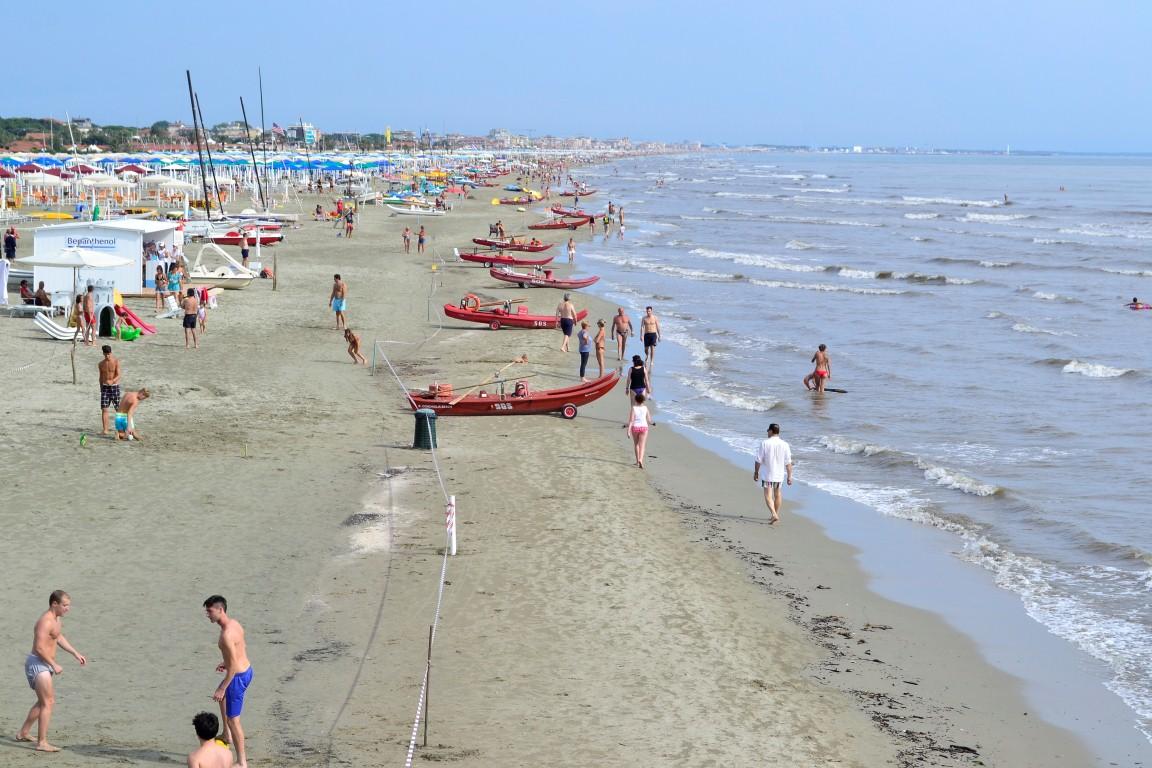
[423,624,432,747]
[272,251,278,291]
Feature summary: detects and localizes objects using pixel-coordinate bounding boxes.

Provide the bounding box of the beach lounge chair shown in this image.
[156,294,181,320]
[8,304,56,319]
[33,312,81,341]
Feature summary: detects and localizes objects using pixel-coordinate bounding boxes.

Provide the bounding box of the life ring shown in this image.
[461,293,480,310]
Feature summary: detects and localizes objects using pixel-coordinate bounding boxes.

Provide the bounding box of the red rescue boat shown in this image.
[457,250,555,267]
[498,195,534,205]
[408,371,620,418]
[443,294,588,329]
[489,267,600,289]
[550,205,591,217]
[210,231,283,247]
[527,217,591,230]
[558,188,596,197]
[472,238,554,252]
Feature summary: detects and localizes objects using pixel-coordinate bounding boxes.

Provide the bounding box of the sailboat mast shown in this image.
[240,96,266,210]
[194,93,225,214]
[186,70,213,219]
[258,67,270,199]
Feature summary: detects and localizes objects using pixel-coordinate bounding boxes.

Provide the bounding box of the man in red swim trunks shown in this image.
[803,344,831,393]
[82,286,97,346]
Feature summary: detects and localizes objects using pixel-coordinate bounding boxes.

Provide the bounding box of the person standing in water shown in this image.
[803,344,831,392]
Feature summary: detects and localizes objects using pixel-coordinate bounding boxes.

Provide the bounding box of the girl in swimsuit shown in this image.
[624,392,654,469]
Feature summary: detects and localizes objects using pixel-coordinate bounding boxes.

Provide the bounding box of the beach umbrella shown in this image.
[160,179,197,190]
[15,248,133,303]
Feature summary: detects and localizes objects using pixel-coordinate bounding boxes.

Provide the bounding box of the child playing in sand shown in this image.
[344,328,367,365]
[114,388,150,441]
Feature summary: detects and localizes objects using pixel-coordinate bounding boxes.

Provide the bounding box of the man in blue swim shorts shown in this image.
[329,273,348,330]
[205,595,253,768]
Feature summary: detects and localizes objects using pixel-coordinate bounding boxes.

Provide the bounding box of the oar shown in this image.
[441,373,538,391]
[449,354,529,405]
[823,388,848,394]
[475,298,527,308]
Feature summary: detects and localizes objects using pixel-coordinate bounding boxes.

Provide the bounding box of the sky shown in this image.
[2,0,1150,152]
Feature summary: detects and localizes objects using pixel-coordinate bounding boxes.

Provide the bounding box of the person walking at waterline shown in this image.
[753,423,793,525]
[624,392,654,469]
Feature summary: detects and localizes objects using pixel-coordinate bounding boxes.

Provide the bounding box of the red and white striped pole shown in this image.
[445,495,457,556]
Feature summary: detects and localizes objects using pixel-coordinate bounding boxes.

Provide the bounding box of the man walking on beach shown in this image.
[18,590,87,752]
[417,225,427,254]
[182,288,200,350]
[753,423,793,525]
[611,307,633,361]
[641,306,661,369]
[556,293,578,352]
[187,712,232,768]
[82,286,96,346]
[803,344,831,393]
[204,595,253,768]
[98,345,121,436]
[330,274,348,330]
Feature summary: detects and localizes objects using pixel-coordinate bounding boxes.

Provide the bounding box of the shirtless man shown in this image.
[204,595,253,768]
[187,712,232,768]
[330,274,348,330]
[803,344,831,393]
[18,590,87,752]
[182,288,200,349]
[640,306,661,369]
[82,286,96,346]
[115,388,150,441]
[344,328,367,365]
[611,307,633,361]
[556,293,578,353]
[98,345,121,435]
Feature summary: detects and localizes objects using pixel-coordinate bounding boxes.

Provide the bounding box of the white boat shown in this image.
[186,243,256,290]
[386,204,446,217]
[229,208,300,224]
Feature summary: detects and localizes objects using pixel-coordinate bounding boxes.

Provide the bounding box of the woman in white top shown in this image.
[624,392,654,469]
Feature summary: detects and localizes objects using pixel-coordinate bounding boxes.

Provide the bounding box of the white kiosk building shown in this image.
[32,219,181,295]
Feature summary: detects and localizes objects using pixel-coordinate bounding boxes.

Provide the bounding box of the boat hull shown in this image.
[528,217,590,230]
[489,268,600,289]
[458,251,555,267]
[471,238,553,252]
[443,304,587,329]
[408,372,619,417]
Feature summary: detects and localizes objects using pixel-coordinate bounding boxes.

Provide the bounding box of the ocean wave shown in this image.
[784,239,845,252]
[914,458,1003,496]
[1103,267,1152,277]
[818,436,891,457]
[837,268,879,279]
[904,212,940,220]
[1033,237,1080,246]
[750,278,907,295]
[818,436,1002,497]
[902,195,1003,208]
[660,328,713,369]
[980,260,1014,267]
[654,264,740,282]
[714,191,779,200]
[677,375,781,412]
[963,212,1034,222]
[1012,323,1072,337]
[1059,223,1152,240]
[782,186,850,194]
[690,247,826,272]
[892,271,975,285]
[910,236,934,242]
[766,214,883,228]
[1063,360,1134,378]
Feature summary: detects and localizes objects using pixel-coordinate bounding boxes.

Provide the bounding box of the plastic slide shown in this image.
[33,313,80,341]
[115,305,158,335]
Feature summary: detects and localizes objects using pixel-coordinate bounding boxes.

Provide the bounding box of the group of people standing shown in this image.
[18,591,254,768]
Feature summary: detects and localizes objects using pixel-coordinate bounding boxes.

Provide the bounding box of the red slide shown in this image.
[115,305,158,335]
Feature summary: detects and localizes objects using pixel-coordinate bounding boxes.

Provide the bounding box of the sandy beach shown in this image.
[0,175,1103,766]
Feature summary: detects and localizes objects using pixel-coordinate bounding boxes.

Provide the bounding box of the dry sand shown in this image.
[0,180,1096,766]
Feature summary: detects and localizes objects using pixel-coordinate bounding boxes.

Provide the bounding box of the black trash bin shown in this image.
[413,408,438,449]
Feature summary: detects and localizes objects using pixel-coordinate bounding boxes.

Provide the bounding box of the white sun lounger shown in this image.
[33,312,82,341]
[156,294,181,320]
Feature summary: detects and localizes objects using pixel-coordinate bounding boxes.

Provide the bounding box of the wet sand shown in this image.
[0,179,1097,766]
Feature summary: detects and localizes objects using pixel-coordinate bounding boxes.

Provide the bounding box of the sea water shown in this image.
[575,151,1152,744]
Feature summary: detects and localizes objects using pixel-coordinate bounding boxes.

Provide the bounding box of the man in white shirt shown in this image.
[753,423,793,524]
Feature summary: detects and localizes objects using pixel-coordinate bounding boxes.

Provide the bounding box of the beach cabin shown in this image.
[31,219,180,296]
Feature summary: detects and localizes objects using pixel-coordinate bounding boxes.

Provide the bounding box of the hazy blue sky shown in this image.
[3,1,1149,151]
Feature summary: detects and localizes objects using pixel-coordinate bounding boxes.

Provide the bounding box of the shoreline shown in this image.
[0,164,1123,766]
